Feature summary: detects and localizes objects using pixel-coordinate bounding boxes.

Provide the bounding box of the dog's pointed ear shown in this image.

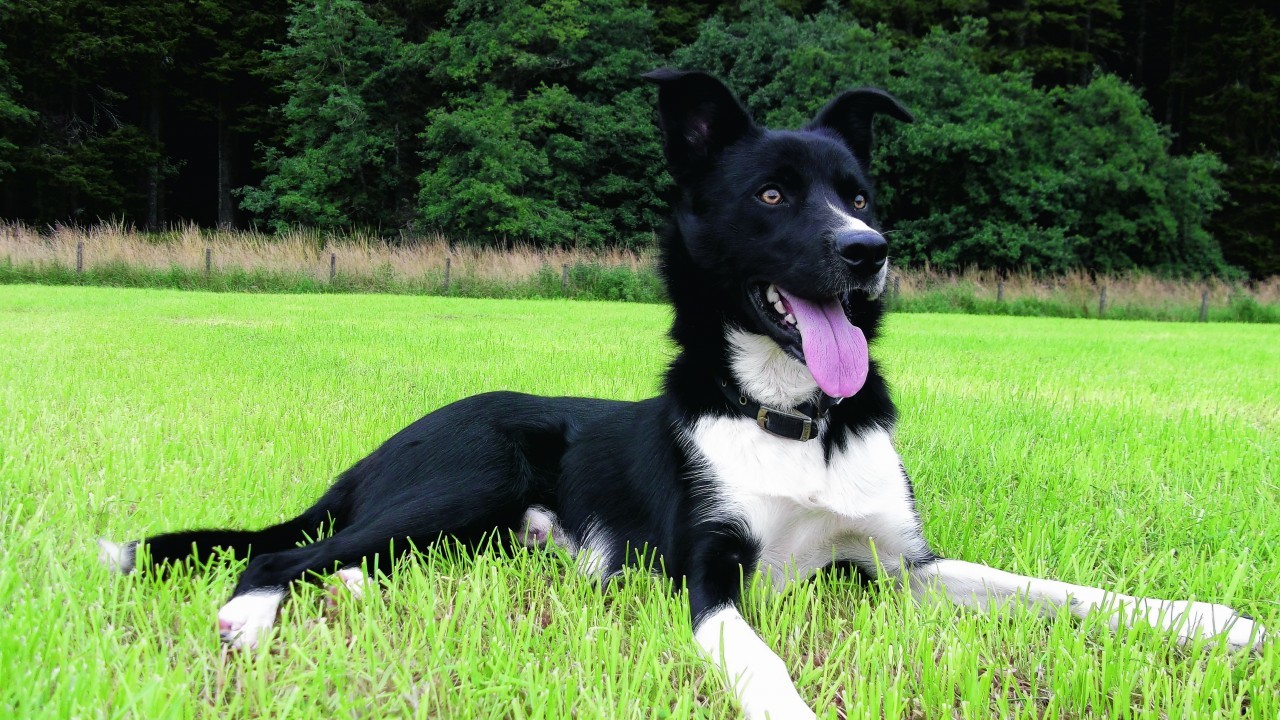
[807,88,913,168]
[643,68,755,182]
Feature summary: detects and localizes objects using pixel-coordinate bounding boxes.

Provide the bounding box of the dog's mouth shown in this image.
[749,282,869,398]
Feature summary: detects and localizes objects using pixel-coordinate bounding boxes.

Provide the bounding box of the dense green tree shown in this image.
[0,38,36,177]
[985,0,1124,84]
[1167,2,1280,277]
[240,0,411,230]
[0,0,182,225]
[415,0,662,247]
[178,0,290,227]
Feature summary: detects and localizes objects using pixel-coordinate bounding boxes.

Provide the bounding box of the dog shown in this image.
[99,69,1267,719]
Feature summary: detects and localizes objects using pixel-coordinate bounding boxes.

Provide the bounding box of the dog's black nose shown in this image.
[835,230,888,276]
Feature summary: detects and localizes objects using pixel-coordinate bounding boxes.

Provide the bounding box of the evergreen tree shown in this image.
[1168,1,1280,277]
[986,0,1124,84]
[240,0,410,230]
[0,0,183,225]
[415,0,662,247]
[179,0,290,227]
[0,38,36,178]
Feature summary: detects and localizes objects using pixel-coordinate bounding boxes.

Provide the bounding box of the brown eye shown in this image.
[852,194,867,211]
[758,187,784,206]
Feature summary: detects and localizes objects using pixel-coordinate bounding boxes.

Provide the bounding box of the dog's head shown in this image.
[645,69,912,399]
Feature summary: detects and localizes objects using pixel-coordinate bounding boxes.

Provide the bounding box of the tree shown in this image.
[1167,1,1280,277]
[415,0,663,247]
[0,38,36,178]
[985,0,1124,84]
[176,0,290,228]
[239,0,410,230]
[0,0,181,225]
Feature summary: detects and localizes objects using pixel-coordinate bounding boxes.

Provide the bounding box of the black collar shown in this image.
[717,376,841,442]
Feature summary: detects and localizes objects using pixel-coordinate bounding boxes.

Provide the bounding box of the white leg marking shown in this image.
[336,567,367,598]
[217,588,285,650]
[912,559,1267,651]
[575,518,613,579]
[324,566,368,601]
[519,506,555,547]
[517,505,580,554]
[97,538,137,574]
[694,606,816,720]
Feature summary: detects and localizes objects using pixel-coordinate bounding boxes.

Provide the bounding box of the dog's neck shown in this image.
[724,328,821,410]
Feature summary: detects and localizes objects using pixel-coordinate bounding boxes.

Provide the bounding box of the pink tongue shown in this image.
[777,289,868,398]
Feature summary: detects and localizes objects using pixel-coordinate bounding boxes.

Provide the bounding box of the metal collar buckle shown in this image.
[756,406,813,442]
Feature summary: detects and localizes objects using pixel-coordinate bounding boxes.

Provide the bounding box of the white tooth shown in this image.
[785,313,796,325]
[766,285,780,303]
[773,301,786,315]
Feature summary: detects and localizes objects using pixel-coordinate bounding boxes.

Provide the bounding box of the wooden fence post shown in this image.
[1200,289,1209,322]
[893,275,900,306]
[1098,285,1107,317]
[562,264,569,294]
[205,247,212,277]
[444,256,451,293]
[997,280,1004,303]
[76,240,83,274]
[329,252,336,282]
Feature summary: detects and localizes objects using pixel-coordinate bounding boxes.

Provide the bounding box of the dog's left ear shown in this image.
[807,88,913,168]
[643,68,756,183]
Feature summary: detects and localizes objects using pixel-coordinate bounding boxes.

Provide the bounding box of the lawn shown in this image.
[1,285,1276,719]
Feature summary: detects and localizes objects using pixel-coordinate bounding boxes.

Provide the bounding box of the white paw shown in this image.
[217,588,285,650]
[518,505,561,548]
[1138,600,1267,651]
[325,567,369,606]
[97,538,137,574]
[335,567,367,598]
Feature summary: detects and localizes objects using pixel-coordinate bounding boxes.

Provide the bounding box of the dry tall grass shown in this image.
[2,221,1276,307]
[893,264,1280,307]
[0,222,652,283]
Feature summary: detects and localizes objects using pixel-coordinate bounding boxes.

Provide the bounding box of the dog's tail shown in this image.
[98,481,349,575]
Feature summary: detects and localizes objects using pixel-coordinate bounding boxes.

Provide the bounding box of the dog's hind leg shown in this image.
[215,526,399,649]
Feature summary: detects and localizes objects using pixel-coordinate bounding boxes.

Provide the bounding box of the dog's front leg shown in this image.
[689,543,816,720]
[907,558,1268,651]
[693,603,815,720]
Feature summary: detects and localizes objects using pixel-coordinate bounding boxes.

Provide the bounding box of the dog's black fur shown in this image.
[130,70,917,634]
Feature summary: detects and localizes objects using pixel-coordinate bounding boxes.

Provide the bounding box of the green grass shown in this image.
[1,285,1277,719]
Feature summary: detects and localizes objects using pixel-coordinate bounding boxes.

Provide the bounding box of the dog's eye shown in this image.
[852,194,867,211]
[757,187,784,206]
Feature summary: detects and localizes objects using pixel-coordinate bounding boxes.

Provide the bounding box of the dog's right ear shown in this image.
[643,68,755,182]
[807,88,913,169]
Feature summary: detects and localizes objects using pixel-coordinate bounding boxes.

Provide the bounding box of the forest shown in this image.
[0,0,1276,278]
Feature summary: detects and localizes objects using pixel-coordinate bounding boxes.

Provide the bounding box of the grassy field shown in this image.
[1,285,1277,719]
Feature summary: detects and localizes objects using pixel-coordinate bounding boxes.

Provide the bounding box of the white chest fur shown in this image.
[686,417,928,588]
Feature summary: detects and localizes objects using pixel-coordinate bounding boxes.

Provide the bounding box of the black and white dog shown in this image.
[100,70,1266,719]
